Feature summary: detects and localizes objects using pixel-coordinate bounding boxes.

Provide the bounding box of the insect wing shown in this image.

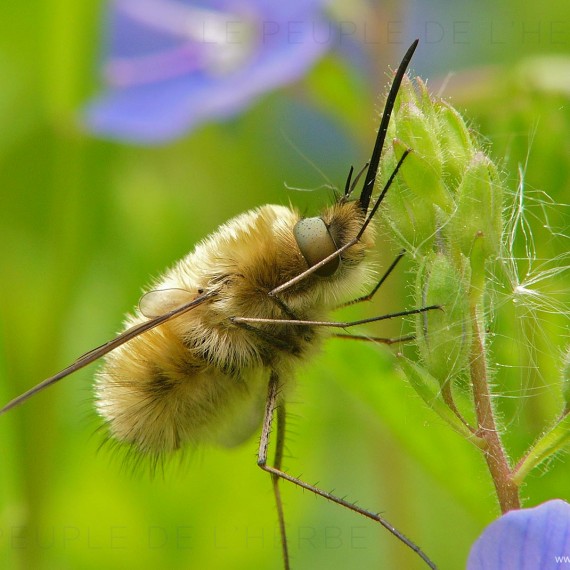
[138,288,198,318]
[0,290,216,414]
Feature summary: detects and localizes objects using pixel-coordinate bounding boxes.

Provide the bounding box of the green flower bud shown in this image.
[468,230,487,303]
[379,166,436,252]
[416,253,472,385]
[391,94,456,212]
[379,75,501,259]
[445,152,503,261]
[437,101,476,184]
[416,77,439,124]
[391,75,421,114]
[395,100,441,166]
[396,139,453,213]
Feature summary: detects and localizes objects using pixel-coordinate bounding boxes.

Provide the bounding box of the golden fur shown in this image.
[95,200,376,456]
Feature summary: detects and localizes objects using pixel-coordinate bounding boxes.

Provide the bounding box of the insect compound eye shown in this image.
[293,217,340,277]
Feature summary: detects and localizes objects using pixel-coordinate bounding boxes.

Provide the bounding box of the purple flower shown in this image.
[83,0,332,143]
[467,499,570,570]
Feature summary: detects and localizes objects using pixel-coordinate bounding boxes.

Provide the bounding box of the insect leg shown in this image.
[258,373,437,569]
[266,293,299,320]
[332,333,415,344]
[233,304,440,330]
[339,249,406,308]
[274,399,290,568]
[232,320,299,353]
[258,372,290,570]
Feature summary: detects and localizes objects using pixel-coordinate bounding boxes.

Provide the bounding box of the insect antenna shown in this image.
[270,149,410,297]
[344,161,370,200]
[344,165,354,196]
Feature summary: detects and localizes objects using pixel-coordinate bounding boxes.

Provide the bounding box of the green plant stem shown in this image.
[469,306,521,513]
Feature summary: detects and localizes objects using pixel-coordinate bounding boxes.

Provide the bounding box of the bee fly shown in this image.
[1,39,437,569]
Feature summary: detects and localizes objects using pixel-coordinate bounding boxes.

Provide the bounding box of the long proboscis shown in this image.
[0,291,217,415]
[359,38,418,212]
[270,40,418,298]
[0,41,420,414]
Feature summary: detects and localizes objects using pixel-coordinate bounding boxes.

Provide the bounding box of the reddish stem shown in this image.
[470,307,520,513]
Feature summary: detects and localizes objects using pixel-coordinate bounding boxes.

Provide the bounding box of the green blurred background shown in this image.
[0,1,569,569]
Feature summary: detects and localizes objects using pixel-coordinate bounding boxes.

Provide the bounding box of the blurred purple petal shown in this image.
[467,500,570,570]
[83,0,333,143]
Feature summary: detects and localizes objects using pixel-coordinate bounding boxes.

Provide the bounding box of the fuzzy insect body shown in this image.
[97,201,376,455]
[1,40,437,569]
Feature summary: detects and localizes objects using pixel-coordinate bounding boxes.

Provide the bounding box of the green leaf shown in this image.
[514,412,570,485]
[398,356,484,448]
